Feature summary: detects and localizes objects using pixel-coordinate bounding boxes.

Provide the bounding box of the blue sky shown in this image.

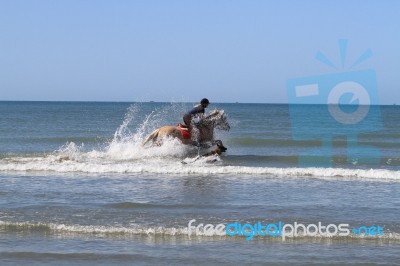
[1,0,399,103]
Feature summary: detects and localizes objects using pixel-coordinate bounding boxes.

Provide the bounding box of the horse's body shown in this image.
[143,125,194,145]
[142,110,230,150]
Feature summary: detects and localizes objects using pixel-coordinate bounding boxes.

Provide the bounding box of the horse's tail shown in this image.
[142,128,160,146]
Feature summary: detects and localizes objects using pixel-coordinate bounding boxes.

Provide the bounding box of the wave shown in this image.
[1,152,400,180]
[229,137,400,149]
[1,220,399,242]
[1,141,399,181]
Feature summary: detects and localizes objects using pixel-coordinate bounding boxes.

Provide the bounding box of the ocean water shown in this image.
[0,101,399,265]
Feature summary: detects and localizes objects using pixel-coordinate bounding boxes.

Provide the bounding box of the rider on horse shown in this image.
[180,98,210,133]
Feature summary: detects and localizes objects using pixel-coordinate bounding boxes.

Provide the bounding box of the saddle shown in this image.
[177,123,191,139]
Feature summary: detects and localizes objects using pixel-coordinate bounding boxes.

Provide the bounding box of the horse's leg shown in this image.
[201,141,227,157]
[142,129,160,146]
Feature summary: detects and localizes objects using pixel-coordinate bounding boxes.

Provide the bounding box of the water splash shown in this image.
[106,102,192,160]
[34,103,195,164]
[52,142,84,162]
[112,104,141,143]
[0,103,231,174]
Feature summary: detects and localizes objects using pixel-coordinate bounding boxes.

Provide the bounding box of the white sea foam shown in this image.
[1,139,399,181]
[1,149,400,181]
[1,220,399,241]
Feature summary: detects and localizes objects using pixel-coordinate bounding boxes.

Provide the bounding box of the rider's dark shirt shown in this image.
[187,105,205,116]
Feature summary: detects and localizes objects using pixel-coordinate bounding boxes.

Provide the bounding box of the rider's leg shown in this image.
[183,114,191,129]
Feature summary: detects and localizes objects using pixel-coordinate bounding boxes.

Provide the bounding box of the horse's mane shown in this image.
[200,109,230,131]
[206,109,225,119]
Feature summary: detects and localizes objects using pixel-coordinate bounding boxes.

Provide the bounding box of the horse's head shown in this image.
[203,109,230,131]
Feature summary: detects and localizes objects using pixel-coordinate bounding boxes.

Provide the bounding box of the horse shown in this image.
[142,110,230,154]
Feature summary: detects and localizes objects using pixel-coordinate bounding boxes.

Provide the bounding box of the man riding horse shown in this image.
[142,98,229,156]
[180,98,210,133]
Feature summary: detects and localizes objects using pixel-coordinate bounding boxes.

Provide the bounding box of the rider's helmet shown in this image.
[201,98,210,105]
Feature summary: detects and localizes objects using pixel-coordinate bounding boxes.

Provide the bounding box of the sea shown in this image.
[0,101,399,265]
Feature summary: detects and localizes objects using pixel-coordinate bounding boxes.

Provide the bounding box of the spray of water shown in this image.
[44,103,192,163]
[0,103,228,174]
[105,102,194,160]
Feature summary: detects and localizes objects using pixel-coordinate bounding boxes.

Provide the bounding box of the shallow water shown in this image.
[0,102,399,265]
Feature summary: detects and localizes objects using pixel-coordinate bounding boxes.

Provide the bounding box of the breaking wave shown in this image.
[1,154,400,180]
[1,220,399,242]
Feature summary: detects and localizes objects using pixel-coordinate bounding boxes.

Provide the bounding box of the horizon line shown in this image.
[0,100,397,106]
